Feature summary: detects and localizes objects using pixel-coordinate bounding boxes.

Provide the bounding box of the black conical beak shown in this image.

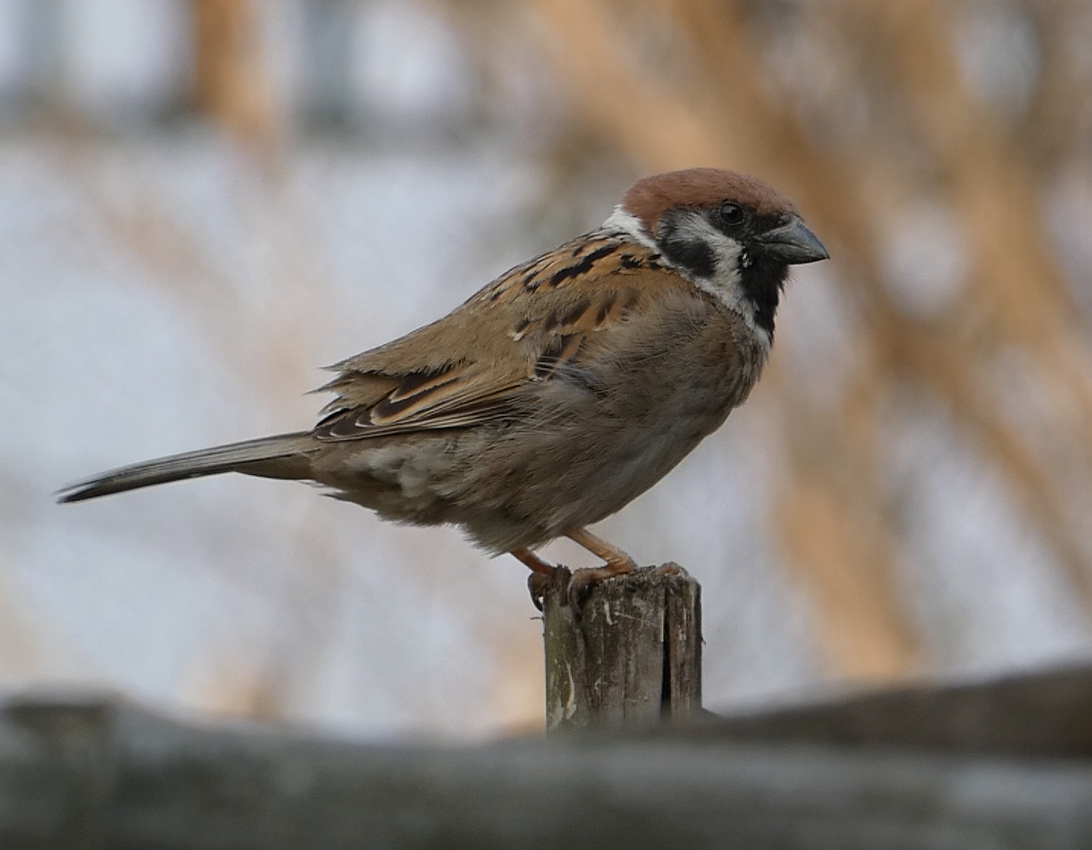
[758,215,829,264]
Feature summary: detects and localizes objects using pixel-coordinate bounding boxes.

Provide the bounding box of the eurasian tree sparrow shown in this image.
[60,168,828,605]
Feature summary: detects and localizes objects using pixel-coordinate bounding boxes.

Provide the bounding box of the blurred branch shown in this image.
[880,0,1092,422]
[191,0,282,155]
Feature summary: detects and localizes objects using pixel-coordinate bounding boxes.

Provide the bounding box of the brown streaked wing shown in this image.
[314,361,527,441]
[312,234,686,442]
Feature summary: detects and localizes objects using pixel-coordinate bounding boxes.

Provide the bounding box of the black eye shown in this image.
[718,202,745,228]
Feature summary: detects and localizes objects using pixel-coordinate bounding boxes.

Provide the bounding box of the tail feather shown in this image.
[57,432,315,503]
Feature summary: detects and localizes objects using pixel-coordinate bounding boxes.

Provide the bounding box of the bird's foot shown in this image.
[566,561,687,609]
[511,537,643,610]
[512,548,556,611]
[527,570,553,611]
[563,528,638,609]
[566,557,637,610]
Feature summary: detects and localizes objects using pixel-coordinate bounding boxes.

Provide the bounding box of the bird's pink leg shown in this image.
[565,527,638,606]
[511,548,554,574]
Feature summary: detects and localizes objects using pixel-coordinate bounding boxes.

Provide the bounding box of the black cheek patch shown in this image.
[657,216,716,279]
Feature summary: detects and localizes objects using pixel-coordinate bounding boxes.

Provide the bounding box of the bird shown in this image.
[59,167,828,607]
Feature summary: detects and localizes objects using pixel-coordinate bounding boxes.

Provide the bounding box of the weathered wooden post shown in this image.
[541,565,702,731]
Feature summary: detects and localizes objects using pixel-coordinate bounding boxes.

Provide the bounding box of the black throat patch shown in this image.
[740,254,788,340]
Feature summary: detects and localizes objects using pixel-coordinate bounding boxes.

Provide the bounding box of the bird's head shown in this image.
[606,167,829,343]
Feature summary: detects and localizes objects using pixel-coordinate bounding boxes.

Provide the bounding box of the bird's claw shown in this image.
[565,562,637,610]
[527,570,552,611]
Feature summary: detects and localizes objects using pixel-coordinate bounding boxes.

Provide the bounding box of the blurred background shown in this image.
[2,0,1092,739]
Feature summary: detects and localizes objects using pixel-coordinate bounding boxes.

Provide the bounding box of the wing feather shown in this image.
[313,232,686,442]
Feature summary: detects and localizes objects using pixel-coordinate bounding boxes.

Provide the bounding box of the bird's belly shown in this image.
[534,392,736,529]
[455,360,756,550]
[320,390,736,553]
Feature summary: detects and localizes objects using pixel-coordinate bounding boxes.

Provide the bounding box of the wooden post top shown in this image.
[541,565,702,732]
